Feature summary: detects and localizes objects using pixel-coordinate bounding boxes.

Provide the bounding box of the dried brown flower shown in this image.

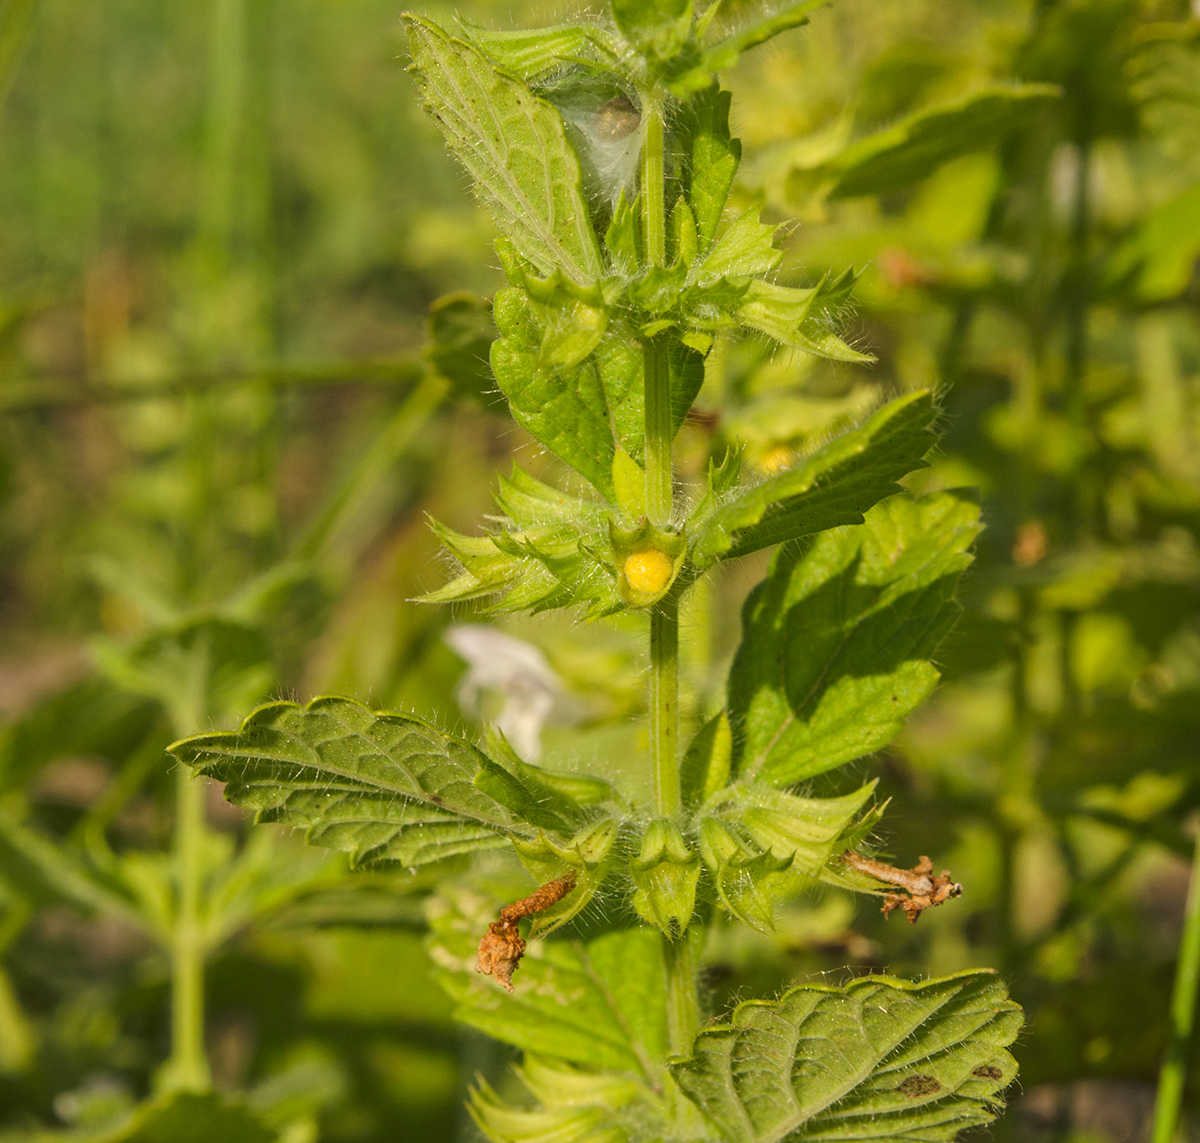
[476,872,577,991]
[841,851,962,924]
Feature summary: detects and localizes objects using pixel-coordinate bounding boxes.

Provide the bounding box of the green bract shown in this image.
[169,3,1022,1139]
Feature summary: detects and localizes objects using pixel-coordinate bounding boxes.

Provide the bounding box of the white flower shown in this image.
[444,625,578,761]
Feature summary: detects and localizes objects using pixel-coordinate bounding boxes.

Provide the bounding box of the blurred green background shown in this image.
[1,0,1200,1140]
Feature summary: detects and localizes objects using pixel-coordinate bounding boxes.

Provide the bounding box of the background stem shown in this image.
[1151,826,1200,1143]
[167,765,211,1092]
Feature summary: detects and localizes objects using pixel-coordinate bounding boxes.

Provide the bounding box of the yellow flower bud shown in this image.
[623,548,673,596]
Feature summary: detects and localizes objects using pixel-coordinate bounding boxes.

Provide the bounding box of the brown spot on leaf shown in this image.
[898,1074,943,1098]
[973,1065,1004,1081]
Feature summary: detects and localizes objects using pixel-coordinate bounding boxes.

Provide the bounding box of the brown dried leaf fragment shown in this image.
[476,872,577,991]
[841,851,962,924]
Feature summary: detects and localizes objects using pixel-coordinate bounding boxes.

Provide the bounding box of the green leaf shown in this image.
[169,696,524,868]
[680,711,732,810]
[736,279,872,362]
[491,286,617,497]
[1106,182,1200,300]
[425,291,497,405]
[791,84,1060,200]
[698,782,877,931]
[513,818,621,935]
[470,1054,660,1143]
[729,490,981,786]
[666,1,825,95]
[94,1092,275,1143]
[690,390,936,567]
[686,84,741,248]
[670,971,1021,1142]
[428,885,668,1076]
[456,21,620,81]
[700,0,825,72]
[696,211,781,284]
[611,0,693,62]
[671,341,707,435]
[476,730,612,833]
[93,617,275,731]
[422,469,625,617]
[403,15,603,283]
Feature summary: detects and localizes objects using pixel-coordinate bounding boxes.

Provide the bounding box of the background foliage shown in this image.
[0,0,1198,1140]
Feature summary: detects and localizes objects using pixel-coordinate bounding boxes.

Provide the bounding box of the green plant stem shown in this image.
[0,0,35,116]
[651,596,681,819]
[639,91,666,267]
[1151,826,1200,1143]
[294,370,448,562]
[663,930,699,1053]
[639,81,698,1070]
[640,89,672,526]
[168,765,211,1092]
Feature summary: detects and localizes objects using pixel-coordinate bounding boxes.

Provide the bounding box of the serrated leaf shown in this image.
[428,885,668,1076]
[423,469,626,617]
[403,15,603,283]
[670,971,1021,1142]
[686,84,741,247]
[492,287,617,497]
[729,490,981,786]
[690,390,936,567]
[470,1055,660,1143]
[737,279,872,362]
[698,782,877,931]
[791,84,1060,200]
[514,818,621,935]
[169,696,525,868]
[697,211,781,284]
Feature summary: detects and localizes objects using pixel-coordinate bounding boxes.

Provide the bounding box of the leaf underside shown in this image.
[404,15,603,283]
[169,696,519,867]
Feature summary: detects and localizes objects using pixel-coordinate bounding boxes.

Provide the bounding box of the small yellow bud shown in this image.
[623,548,673,596]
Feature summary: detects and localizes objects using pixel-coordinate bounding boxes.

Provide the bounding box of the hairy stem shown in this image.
[1151,827,1200,1143]
[639,90,666,268]
[640,83,699,1074]
[664,931,699,1054]
[168,765,211,1092]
